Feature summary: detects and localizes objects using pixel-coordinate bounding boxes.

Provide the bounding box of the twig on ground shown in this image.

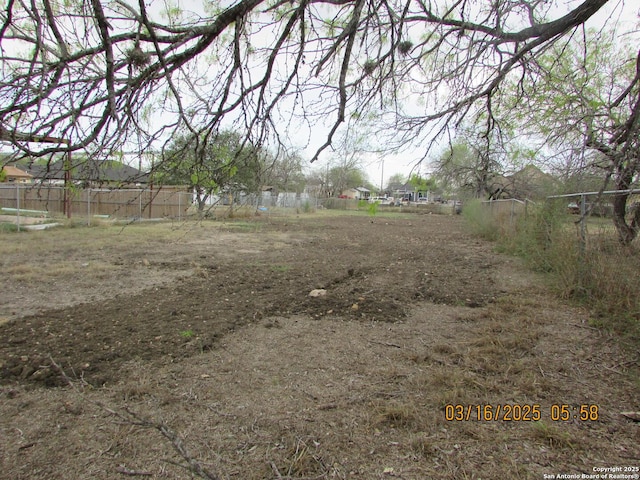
[620,411,640,422]
[368,340,402,348]
[48,356,86,391]
[122,407,220,480]
[603,365,624,375]
[613,357,640,369]
[115,465,153,476]
[569,323,599,331]
[271,461,283,479]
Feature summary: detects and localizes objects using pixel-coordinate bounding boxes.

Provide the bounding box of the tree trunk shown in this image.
[612,169,640,245]
[195,189,208,218]
[612,192,635,245]
[197,198,206,217]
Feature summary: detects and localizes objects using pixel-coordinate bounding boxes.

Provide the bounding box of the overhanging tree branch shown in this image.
[0,0,624,177]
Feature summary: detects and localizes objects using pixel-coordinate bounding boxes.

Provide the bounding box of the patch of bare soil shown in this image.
[0,213,638,479]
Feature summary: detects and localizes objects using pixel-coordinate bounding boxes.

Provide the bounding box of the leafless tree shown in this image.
[0,0,632,180]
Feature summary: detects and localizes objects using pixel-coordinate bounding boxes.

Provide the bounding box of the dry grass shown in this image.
[467,200,640,347]
[4,261,119,282]
[374,402,421,429]
[270,436,329,478]
[0,220,184,256]
[530,421,580,450]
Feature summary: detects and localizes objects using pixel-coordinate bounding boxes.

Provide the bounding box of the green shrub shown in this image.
[301,200,313,213]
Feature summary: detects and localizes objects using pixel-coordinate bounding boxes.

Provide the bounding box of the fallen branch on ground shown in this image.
[115,465,153,476]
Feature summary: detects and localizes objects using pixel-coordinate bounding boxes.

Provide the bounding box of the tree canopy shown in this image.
[157,129,262,213]
[0,0,632,158]
[496,26,640,243]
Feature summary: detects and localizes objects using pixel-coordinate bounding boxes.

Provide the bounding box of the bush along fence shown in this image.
[470,195,640,337]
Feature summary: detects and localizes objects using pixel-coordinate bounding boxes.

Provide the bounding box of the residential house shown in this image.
[340,186,371,200]
[26,158,150,187]
[1,165,33,184]
[489,165,558,200]
[388,182,417,201]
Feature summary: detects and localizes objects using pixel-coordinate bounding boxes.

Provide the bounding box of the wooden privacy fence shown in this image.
[0,185,193,219]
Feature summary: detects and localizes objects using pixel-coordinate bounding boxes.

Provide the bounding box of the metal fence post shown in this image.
[510,199,515,226]
[579,194,586,255]
[16,183,20,232]
[87,187,91,226]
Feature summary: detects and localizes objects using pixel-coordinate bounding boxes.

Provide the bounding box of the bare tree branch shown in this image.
[0,0,625,183]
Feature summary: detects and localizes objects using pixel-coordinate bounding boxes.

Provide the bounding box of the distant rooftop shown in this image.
[15,158,149,185]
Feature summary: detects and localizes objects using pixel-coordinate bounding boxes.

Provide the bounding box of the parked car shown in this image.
[567,202,613,217]
[369,196,394,205]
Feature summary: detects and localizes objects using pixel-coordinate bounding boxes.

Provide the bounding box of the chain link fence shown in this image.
[477,191,639,250]
[481,198,533,223]
[547,189,640,250]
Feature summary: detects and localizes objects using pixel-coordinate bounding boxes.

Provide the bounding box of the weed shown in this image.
[461,199,499,241]
[301,200,313,213]
[530,421,578,450]
[180,329,195,339]
[271,264,291,273]
[0,222,20,233]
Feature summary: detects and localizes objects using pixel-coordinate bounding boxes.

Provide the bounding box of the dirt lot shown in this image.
[0,211,638,479]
